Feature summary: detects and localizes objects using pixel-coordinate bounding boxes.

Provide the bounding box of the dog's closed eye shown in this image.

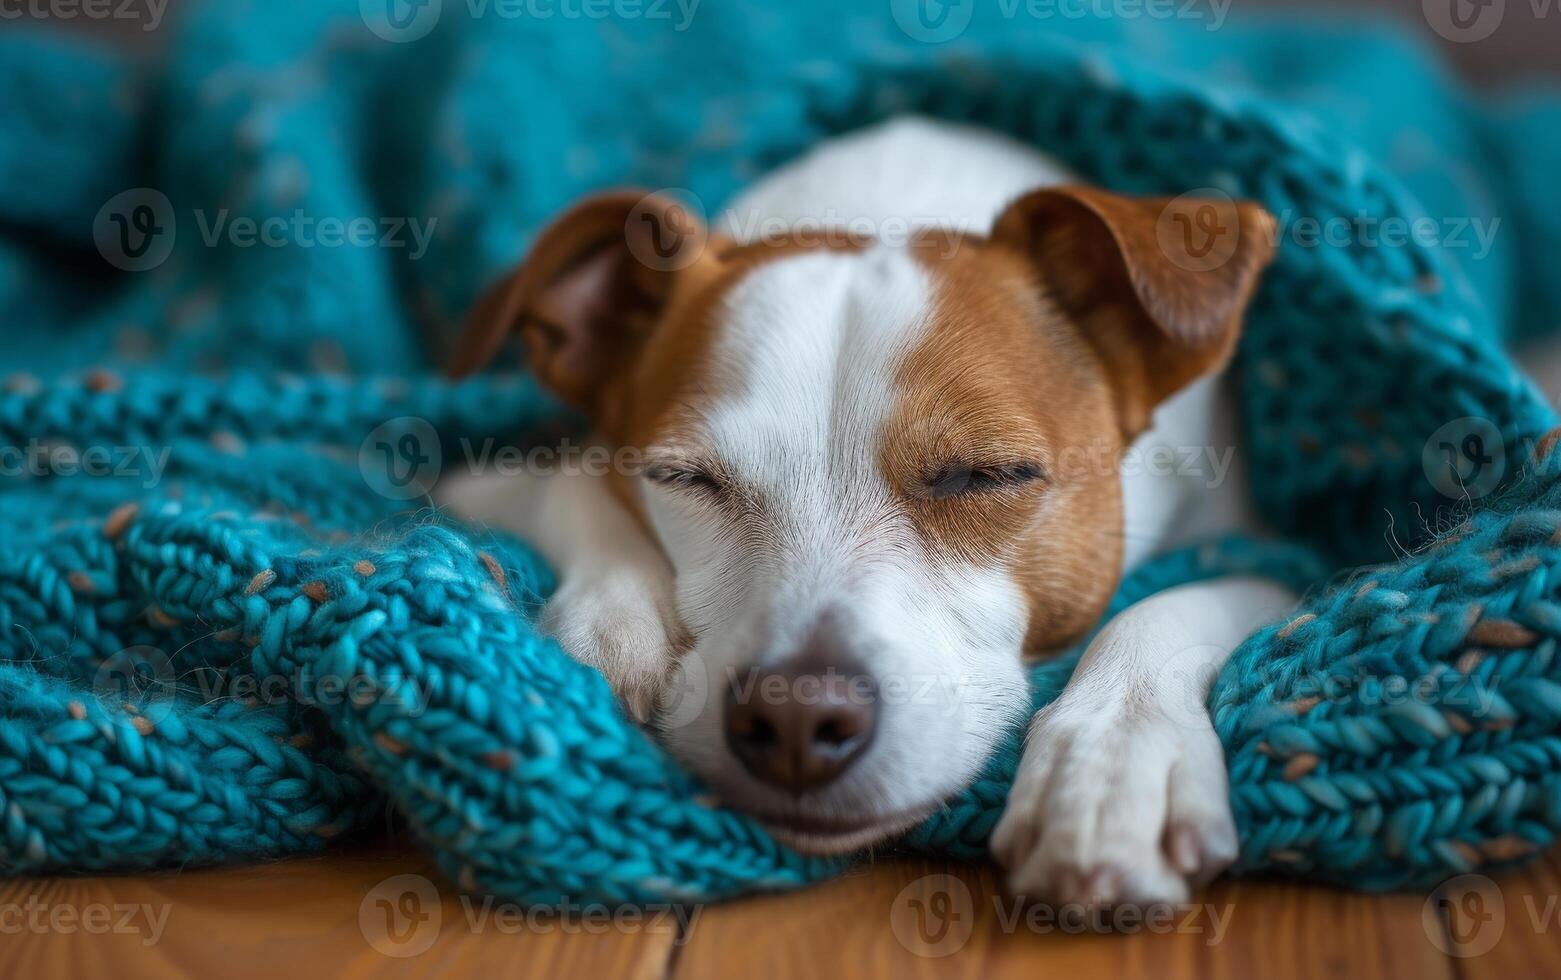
[923,461,1046,499]
[645,461,729,496]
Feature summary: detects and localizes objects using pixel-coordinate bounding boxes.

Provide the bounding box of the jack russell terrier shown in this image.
[440,117,1299,907]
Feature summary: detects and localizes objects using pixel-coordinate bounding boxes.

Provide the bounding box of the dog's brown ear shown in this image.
[990,186,1276,438]
[448,190,714,412]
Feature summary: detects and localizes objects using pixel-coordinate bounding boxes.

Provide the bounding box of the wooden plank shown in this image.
[672,856,999,980]
[0,843,679,980]
[7,843,1557,979]
[672,855,1228,980]
[1183,878,1458,980]
[1436,847,1561,978]
[672,856,1462,980]
[979,875,1456,980]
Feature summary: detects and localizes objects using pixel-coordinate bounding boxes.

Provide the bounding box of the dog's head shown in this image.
[453,186,1275,853]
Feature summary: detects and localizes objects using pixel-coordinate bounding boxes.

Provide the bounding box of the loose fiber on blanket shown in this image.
[3,1,1561,902]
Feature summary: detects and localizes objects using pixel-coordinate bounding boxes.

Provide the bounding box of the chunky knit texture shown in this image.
[4,2,1561,901]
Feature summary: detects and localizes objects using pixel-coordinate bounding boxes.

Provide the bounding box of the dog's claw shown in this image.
[1165,824,1203,877]
[626,686,656,726]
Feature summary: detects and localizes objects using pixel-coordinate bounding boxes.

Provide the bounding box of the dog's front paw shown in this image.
[542,571,681,724]
[989,698,1238,908]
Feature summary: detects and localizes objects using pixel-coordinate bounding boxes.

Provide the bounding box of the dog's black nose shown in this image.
[723,654,877,793]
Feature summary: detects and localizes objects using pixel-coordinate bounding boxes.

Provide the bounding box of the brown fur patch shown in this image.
[888,236,1127,655]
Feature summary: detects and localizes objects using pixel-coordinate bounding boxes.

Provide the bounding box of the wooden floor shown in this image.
[1,839,1557,979]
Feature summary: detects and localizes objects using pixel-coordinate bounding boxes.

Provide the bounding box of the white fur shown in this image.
[643,246,1029,837]
[438,116,1295,897]
[991,576,1295,905]
[717,117,1073,244]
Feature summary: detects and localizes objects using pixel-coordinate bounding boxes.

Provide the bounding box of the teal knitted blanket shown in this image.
[4,1,1561,902]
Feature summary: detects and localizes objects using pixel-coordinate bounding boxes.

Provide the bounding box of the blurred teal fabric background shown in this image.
[1,0,1557,376]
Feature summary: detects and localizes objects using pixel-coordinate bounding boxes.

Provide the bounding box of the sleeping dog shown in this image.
[440,117,1297,906]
